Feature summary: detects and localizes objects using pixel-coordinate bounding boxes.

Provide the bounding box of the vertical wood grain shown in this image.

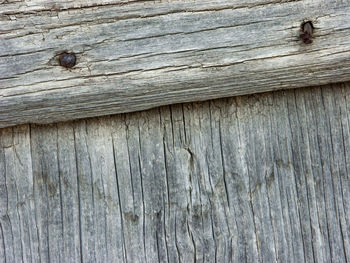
[0,83,349,262]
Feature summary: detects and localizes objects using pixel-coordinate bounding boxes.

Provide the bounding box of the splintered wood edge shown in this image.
[1,0,350,128]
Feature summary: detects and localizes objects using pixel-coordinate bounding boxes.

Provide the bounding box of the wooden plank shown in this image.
[1,0,350,128]
[0,125,38,263]
[0,82,349,262]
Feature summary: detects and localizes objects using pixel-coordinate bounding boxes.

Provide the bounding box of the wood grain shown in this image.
[0,83,349,262]
[1,0,350,128]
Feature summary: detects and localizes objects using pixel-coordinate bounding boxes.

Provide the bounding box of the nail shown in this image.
[300,21,313,44]
[59,52,76,68]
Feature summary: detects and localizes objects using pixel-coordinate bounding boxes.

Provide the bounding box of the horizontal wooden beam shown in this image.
[1,0,350,128]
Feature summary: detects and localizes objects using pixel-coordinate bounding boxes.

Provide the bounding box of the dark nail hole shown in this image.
[300,21,314,44]
[59,52,76,68]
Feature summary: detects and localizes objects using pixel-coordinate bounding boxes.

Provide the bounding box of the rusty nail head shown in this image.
[59,52,76,68]
[300,21,313,44]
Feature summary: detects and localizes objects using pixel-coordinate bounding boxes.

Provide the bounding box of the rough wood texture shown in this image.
[1,82,349,262]
[2,0,350,128]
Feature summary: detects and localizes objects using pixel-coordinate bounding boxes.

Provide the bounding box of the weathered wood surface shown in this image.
[0,82,349,262]
[2,0,350,128]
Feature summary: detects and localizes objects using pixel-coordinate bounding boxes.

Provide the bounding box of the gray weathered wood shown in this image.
[2,0,350,128]
[0,82,349,262]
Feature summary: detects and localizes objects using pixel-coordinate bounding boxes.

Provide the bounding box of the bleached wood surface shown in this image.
[1,0,350,128]
[0,82,349,262]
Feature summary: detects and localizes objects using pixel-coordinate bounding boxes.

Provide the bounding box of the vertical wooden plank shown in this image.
[73,121,97,263]
[282,90,314,262]
[207,100,236,262]
[111,114,145,263]
[160,105,192,263]
[0,126,39,263]
[303,87,346,262]
[73,118,126,262]
[244,94,277,263]
[30,124,64,263]
[0,127,17,263]
[183,101,227,263]
[56,123,81,263]
[228,96,262,263]
[137,109,170,263]
[85,117,125,262]
[319,86,349,262]
[268,91,291,262]
[337,84,350,261]
[287,89,316,262]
